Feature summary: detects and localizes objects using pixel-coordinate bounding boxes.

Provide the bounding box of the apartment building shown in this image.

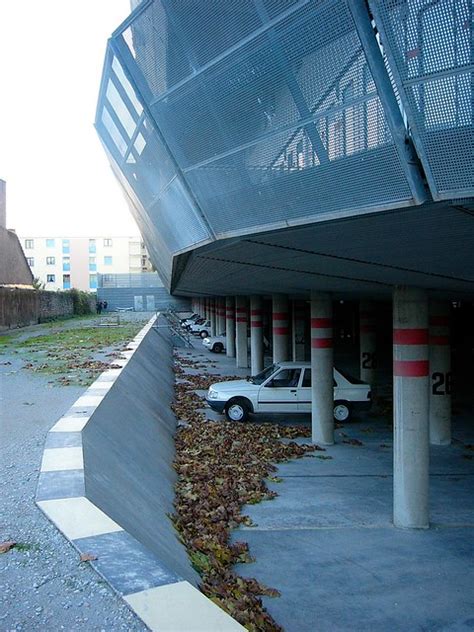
[20,236,152,291]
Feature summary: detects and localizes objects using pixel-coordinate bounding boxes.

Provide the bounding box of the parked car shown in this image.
[206,362,371,422]
[181,313,200,328]
[203,335,226,353]
[202,335,271,354]
[189,320,211,338]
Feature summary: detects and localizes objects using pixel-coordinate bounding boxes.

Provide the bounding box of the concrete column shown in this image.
[205,299,210,321]
[216,298,226,335]
[210,299,216,336]
[429,301,451,445]
[226,297,236,358]
[292,300,306,361]
[272,294,290,363]
[310,292,334,445]
[235,296,248,368]
[359,300,377,386]
[393,286,429,529]
[250,295,264,375]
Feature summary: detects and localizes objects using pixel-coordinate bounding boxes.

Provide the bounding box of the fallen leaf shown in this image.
[79,552,98,562]
[0,541,16,554]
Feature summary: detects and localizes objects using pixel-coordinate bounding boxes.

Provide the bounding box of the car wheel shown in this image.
[213,342,224,353]
[200,330,208,338]
[225,399,250,422]
[333,400,351,422]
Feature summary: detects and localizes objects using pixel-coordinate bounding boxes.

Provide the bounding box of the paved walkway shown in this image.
[187,343,474,632]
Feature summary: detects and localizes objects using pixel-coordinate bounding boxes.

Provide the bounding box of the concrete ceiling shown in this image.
[173,200,474,299]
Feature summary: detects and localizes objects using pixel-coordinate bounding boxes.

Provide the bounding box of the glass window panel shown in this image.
[112,56,143,115]
[102,107,128,156]
[106,80,137,137]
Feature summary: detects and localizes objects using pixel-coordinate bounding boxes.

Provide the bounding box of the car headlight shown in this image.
[203,338,210,343]
[207,389,218,400]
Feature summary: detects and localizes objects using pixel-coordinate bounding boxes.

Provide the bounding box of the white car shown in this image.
[202,335,226,353]
[181,313,200,328]
[202,335,270,354]
[206,362,371,422]
[189,320,211,338]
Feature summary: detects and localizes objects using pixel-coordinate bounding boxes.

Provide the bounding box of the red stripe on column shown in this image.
[311,338,333,348]
[236,317,247,323]
[429,316,449,326]
[251,322,262,328]
[393,329,428,345]
[393,360,429,377]
[360,325,376,333]
[251,310,263,316]
[273,312,288,320]
[430,335,450,346]
[311,318,332,328]
[273,327,289,335]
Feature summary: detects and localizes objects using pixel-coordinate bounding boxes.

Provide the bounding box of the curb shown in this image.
[35,316,245,632]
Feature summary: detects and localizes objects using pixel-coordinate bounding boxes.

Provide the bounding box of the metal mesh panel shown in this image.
[185,121,410,235]
[369,0,473,199]
[96,50,212,284]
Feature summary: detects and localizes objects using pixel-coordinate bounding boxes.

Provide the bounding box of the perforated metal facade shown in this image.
[96,0,473,294]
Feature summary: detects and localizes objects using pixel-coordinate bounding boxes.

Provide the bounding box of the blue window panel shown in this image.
[104,256,113,265]
[46,239,55,248]
[89,275,98,289]
[89,263,97,272]
[63,281,71,289]
[63,262,71,271]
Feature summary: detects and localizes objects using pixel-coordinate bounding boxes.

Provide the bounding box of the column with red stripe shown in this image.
[272,294,290,363]
[250,295,264,375]
[209,298,216,337]
[359,300,377,387]
[225,296,235,358]
[216,297,226,335]
[235,296,248,368]
[292,300,306,361]
[310,292,334,445]
[429,301,451,445]
[393,286,429,529]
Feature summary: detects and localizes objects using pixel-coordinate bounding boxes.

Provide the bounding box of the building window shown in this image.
[63,274,71,289]
[25,239,34,249]
[89,256,96,272]
[62,239,70,254]
[26,257,34,267]
[46,256,55,265]
[103,238,113,247]
[89,274,98,289]
[46,238,55,248]
[63,257,70,271]
[46,274,56,283]
[89,239,96,253]
[104,256,113,265]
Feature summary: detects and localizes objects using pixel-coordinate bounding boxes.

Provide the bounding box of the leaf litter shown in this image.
[171,353,322,631]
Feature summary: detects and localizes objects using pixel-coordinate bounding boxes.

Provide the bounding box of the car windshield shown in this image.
[337,368,366,384]
[251,364,278,385]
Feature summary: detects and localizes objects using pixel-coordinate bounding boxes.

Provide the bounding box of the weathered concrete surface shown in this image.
[233,415,474,632]
[82,318,200,585]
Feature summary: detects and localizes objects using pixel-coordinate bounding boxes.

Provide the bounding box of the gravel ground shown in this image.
[0,316,148,631]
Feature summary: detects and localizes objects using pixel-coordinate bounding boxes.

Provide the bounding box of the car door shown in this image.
[297,368,337,411]
[297,368,312,412]
[257,368,301,412]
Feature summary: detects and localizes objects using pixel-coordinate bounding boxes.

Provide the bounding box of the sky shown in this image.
[0,0,139,237]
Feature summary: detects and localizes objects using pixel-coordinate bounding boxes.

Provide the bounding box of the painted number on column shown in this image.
[362,352,376,369]
[432,372,452,395]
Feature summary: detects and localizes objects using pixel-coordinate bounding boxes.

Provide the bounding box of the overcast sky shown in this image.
[0,0,139,237]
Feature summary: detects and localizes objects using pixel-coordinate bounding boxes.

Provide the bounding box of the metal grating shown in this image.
[369,0,473,199]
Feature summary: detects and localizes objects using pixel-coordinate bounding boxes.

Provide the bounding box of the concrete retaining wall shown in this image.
[82,317,199,585]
